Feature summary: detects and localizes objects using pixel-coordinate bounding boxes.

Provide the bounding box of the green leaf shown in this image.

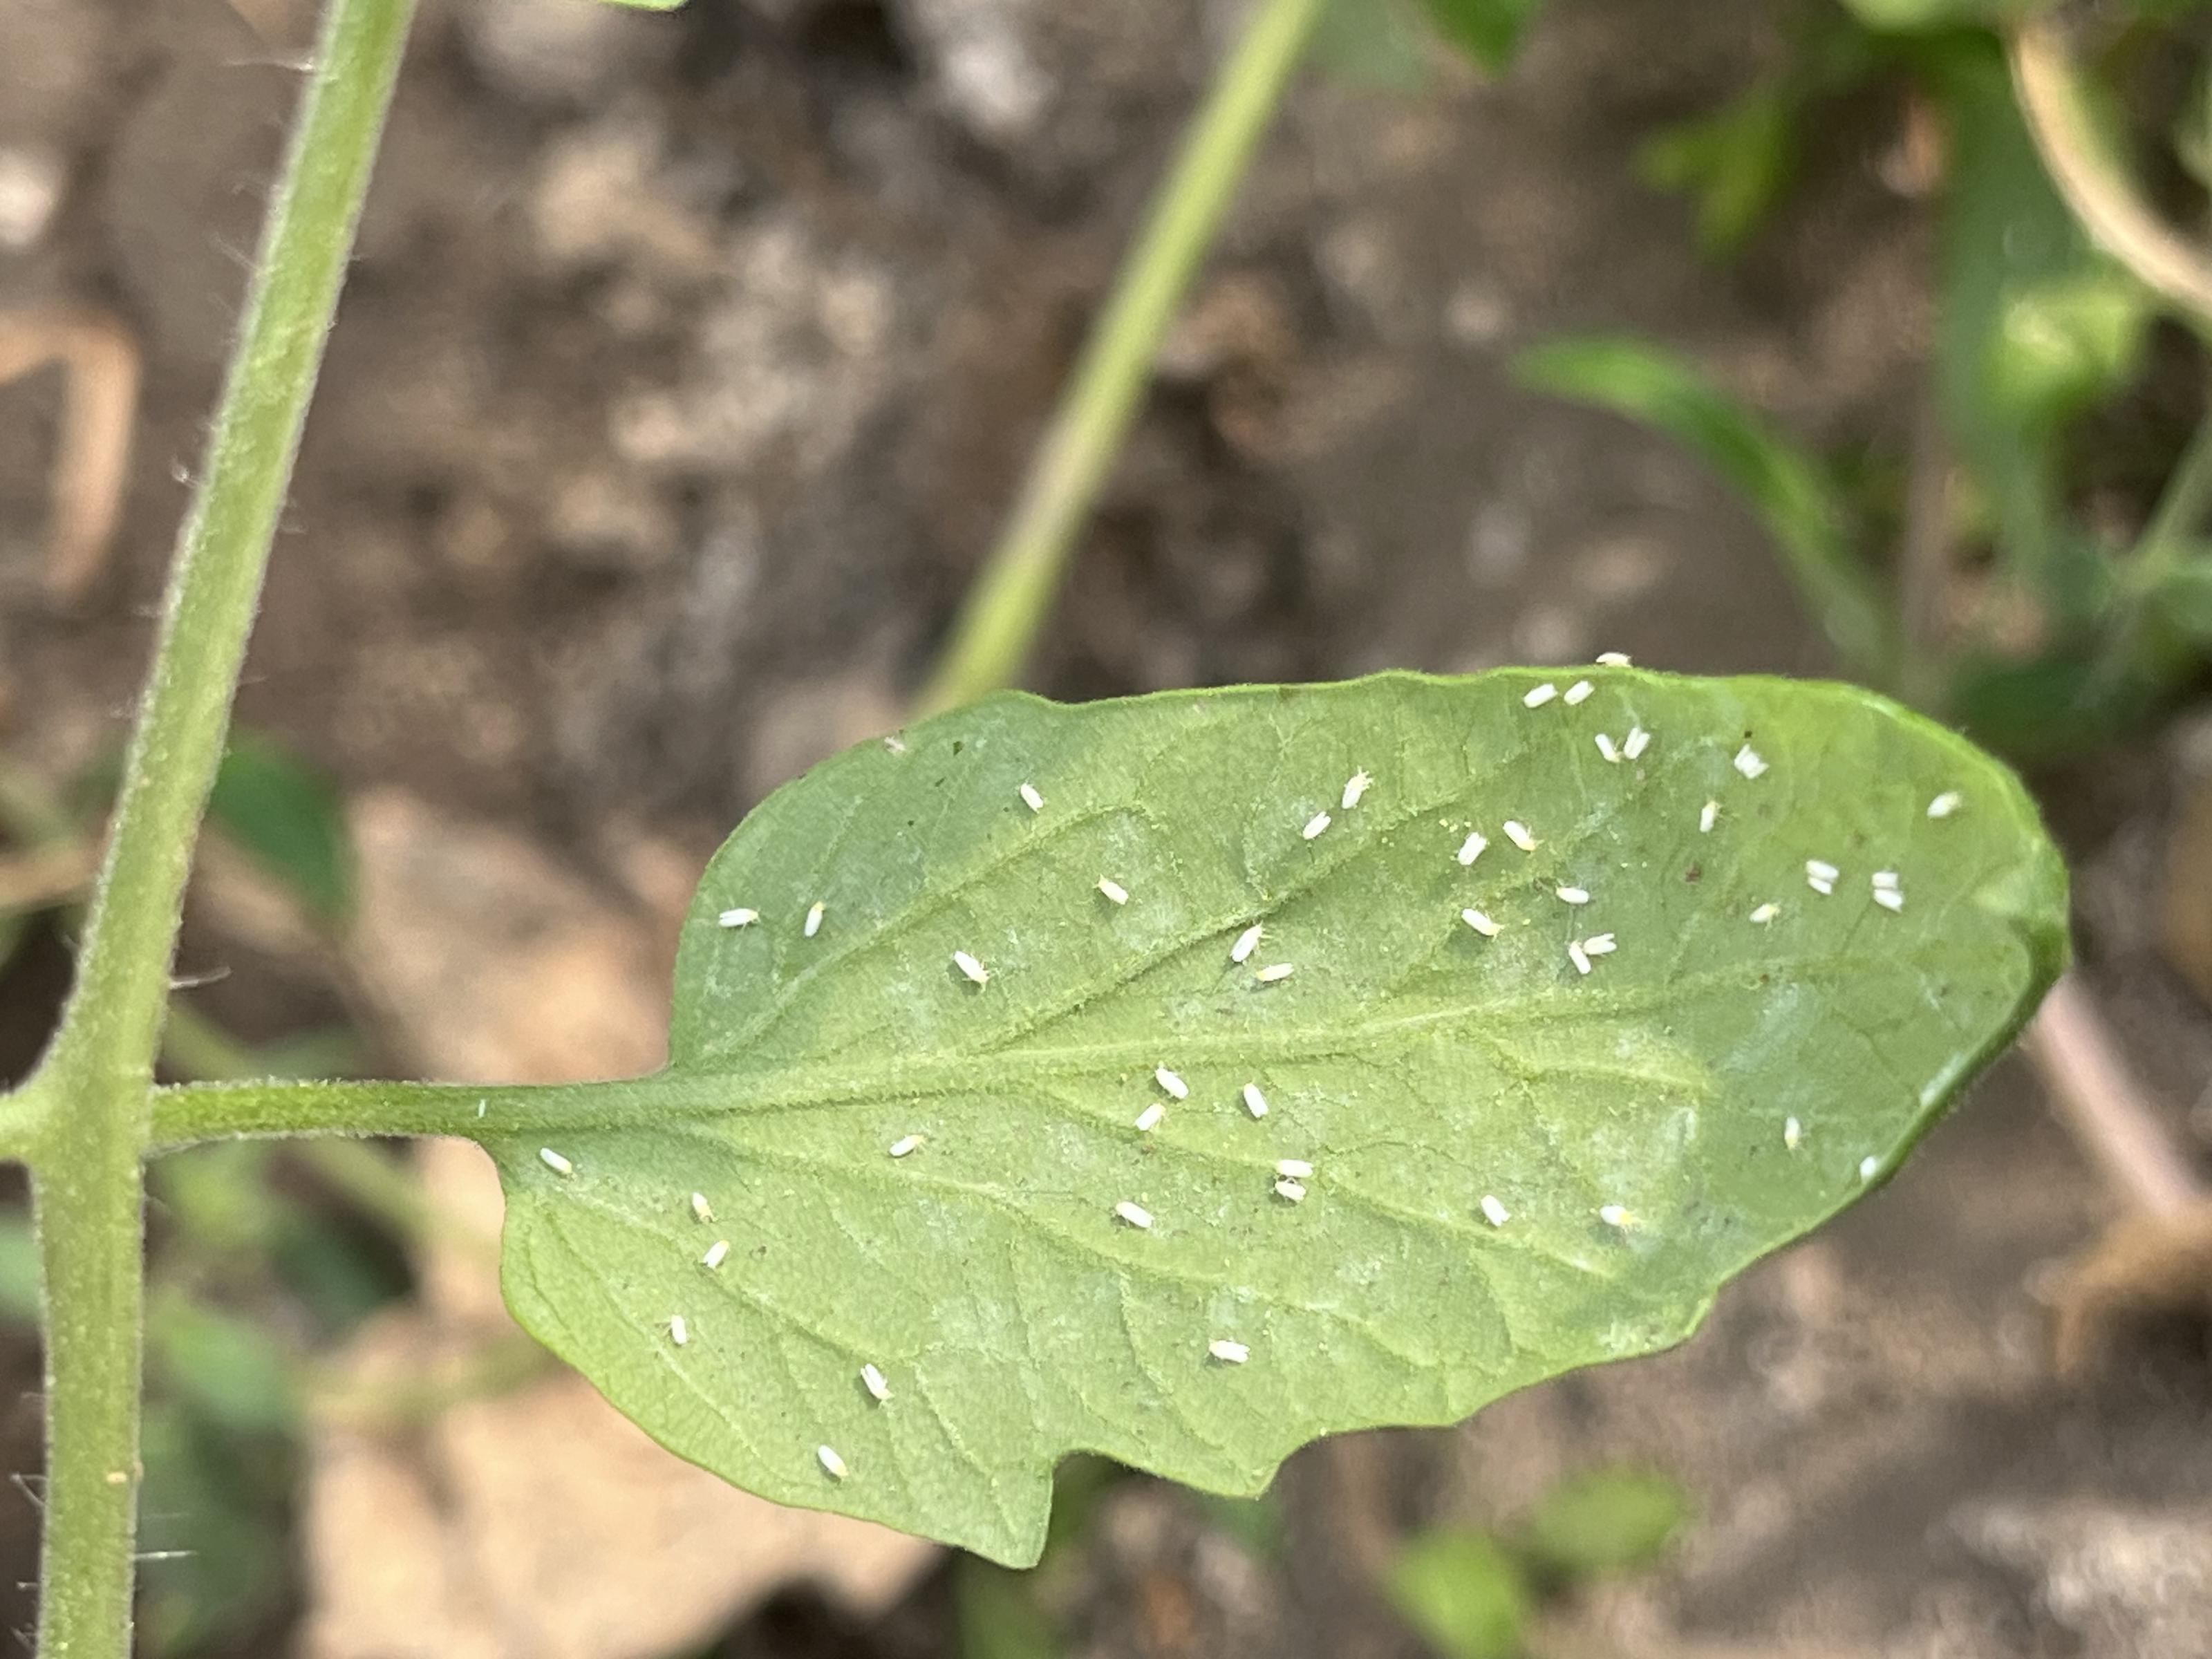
[269,1206,414,1333]
[154,1143,290,1259]
[147,1293,299,1438]
[1923,36,2099,616]
[1418,0,1544,71]
[1638,83,1799,259]
[1946,647,2159,758]
[2143,547,2212,642]
[1985,271,2150,431]
[206,731,354,926]
[1389,1530,1529,1659]
[1514,338,1896,679]
[136,1404,292,1658]
[1511,1464,1687,1584]
[1314,0,1434,92]
[478,673,2065,1565]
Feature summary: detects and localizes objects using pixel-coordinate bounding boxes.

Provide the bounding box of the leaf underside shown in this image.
[482,671,2066,1564]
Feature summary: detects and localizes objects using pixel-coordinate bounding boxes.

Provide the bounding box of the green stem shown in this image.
[2133,406,2212,578]
[2094,398,2212,686]
[37,1,413,1101]
[150,1076,690,1152]
[913,0,1328,715]
[160,1001,487,1262]
[28,0,415,1650]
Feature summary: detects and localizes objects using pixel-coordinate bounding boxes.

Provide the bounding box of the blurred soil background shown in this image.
[2,0,2211,1654]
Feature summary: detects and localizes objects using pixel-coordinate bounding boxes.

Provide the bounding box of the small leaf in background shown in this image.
[155,1142,290,1260]
[1194,1490,1286,1558]
[1510,1465,1689,1585]
[1515,337,1895,679]
[138,1403,293,1658]
[957,1559,1062,1659]
[1924,35,2099,617]
[1388,1530,1528,1659]
[206,729,355,927]
[270,1204,415,1335]
[2145,550,2212,645]
[1947,647,2161,759]
[1638,82,1799,259]
[1419,0,1544,73]
[1313,0,1433,92]
[148,1293,299,1438]
[477,673,2063,1563]
[1985,271,2150,433]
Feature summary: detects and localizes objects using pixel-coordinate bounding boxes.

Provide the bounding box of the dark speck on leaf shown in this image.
[1684,863,1702,883]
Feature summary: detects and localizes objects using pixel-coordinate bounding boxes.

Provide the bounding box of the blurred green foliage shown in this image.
[1419,0,1545,70]
[1515,336,1896,675]
[1388,1466,1690,1659]
[1510,1465,1690,1585]
[1391,1531,1530,1659]
[953,1456,1688,1659]
[1315,0,1434,90]
[1840,0,2050,28]
[138,1400,294,1656]
[1638,83,1802,259]
[2147,543,2212,641]
[1631,10,1884,260]
[1519,1,2209,758]
[205,731,354,926]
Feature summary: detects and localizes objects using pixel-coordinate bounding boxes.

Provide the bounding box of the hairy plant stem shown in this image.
[24,0,416,1649]
[914,0,1327,715]
[162,1000,491,1263]
[150,1072,744,1150]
